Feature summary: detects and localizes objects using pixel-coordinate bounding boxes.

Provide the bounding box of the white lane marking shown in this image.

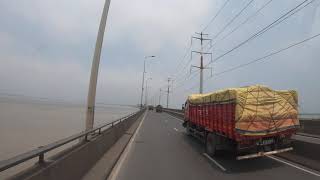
[267,155,320,177]
[292,134,320,145]
[174,128,179,132]
[203,153,227,172]
[108,111,148,180]
[165,113,184,123]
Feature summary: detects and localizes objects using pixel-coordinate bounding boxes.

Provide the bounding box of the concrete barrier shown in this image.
[163,108,184,119]
[11,110,145,180]
[164,108,183,113]
[299,120,320,135]
[276,140,320,172]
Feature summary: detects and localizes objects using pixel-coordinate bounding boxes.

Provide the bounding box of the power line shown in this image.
[162,0,250,91]
[171,0,315,94]
[202,0,231,32]
[169,42,193,78]
[172,0,255,93]
[211,32,320,78]
[172,69,194,85]
[186,31,320,92]
[172,0,263,91]
[202,0,256,51]
[171,50,193,80]
[205,0,314,66]
[157,0,315,99]
[168,0,228,82]
[212,0,273,47]
[172,69,200,91]
[211,0,255,41]
[160,0,317,105]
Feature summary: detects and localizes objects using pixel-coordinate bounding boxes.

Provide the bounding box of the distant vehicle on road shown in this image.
[183,85,299,160]
[148,105,154,110]
[156,105,163,113]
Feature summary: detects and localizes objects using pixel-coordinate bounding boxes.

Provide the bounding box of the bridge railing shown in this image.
[299,113,320,121]
[0,109,144,172]
[163,108,320,120]
[162,108,320,136]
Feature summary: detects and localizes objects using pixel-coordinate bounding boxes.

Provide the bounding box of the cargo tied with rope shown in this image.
[183,85,299,159]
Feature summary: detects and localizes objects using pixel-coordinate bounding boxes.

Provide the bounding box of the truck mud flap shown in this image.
[237,147,293,160]
[182,121,187,127]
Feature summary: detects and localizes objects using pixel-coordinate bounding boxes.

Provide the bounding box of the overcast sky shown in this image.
[0,0,319,112]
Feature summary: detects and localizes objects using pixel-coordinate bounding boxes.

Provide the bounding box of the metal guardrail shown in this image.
[0,109,143,172]
[163,109,184,115]
[164,108,320,120]
[299,113,320,121]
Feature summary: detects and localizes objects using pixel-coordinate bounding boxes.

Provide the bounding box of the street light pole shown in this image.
[140,61,146,108]
[158,88,162,105]
[140,56,155,108]
[85,0,111,131]
[166,78,171,108]
[145,78,152,106]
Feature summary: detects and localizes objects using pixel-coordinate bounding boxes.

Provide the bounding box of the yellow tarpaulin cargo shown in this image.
[187,85,299,136]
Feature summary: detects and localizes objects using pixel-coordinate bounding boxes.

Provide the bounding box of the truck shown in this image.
[148,105,154,110]
[156,105,163,113]
[182,85,300,160]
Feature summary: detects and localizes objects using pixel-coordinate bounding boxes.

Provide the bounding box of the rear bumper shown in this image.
[237,147,293,160]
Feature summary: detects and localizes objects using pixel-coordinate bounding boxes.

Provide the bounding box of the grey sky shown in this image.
[0,0,319,112]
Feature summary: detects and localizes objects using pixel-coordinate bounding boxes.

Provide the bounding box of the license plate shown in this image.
[257,139,274,146]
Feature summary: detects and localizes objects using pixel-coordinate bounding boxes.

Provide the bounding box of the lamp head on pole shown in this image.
[145,55,156,59]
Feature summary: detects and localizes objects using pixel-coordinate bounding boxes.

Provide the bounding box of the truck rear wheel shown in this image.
[186,122,192,136]
[206,133,217,156]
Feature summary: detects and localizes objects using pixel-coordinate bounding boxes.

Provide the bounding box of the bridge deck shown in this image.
[108,111,319,180]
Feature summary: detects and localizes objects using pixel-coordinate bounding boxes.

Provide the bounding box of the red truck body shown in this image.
[182,86,299,159]
[185,103,296,143]
[184,102,297,160]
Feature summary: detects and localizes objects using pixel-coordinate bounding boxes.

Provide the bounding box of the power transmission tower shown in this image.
[191,32,213,94]
[166,78,172,108]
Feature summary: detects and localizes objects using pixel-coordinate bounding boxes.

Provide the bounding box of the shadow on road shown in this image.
[181,132,284,174]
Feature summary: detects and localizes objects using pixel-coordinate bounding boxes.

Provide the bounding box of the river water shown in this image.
[0,97,138,178]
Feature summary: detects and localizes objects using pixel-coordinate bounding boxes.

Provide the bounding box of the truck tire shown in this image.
[206,133,217,156]
[186,122,192,136]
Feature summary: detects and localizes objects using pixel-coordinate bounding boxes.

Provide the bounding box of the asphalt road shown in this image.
[293,134,320,144]
[112,111,320,180]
